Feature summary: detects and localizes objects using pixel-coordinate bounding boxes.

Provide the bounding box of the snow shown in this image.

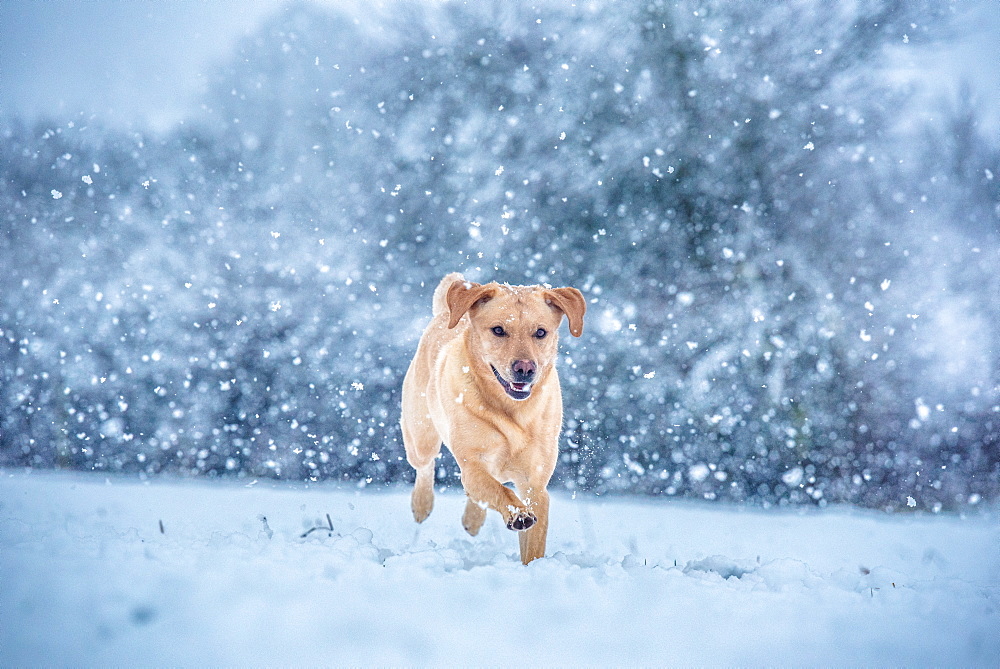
[3,471,998,666]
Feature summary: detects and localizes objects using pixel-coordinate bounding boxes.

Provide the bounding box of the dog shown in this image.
[400,272,586,564]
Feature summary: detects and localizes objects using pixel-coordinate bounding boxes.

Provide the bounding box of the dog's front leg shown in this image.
[410,463,435,523]
[459,464,536,530]
[517,485,550,564]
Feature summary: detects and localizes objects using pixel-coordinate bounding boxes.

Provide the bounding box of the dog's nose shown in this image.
[511,360,536,383]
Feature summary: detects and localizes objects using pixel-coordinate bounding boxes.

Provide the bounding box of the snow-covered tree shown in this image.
[2,0,996,509]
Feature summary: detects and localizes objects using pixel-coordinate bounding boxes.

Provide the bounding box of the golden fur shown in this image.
[400,272,586,564]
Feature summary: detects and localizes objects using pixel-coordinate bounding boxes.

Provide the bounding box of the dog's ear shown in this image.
[446,281,495,329]
[544,287,586,337]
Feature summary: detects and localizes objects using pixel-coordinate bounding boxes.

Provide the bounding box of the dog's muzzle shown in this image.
[492,365,533,401]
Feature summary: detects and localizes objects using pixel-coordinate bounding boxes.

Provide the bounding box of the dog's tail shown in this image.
[432,272,465,317]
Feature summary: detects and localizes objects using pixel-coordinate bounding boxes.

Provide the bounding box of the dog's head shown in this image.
[446,280,585,401]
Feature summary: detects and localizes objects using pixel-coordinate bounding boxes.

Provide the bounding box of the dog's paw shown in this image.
[411,486,434,524]
[506,509,537,532]
[462,499,487,536]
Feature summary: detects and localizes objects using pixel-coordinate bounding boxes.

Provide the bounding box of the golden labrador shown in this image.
[401,272,586,564]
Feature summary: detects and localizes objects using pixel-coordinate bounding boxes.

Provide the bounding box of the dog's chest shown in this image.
[480,413,557,479]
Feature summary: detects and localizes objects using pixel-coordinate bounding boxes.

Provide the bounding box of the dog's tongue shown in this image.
[511,382,528,391]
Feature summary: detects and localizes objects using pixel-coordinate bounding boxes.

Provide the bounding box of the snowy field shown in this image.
[2,471,998,666]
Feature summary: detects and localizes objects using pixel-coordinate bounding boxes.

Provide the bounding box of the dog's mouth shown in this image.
[491,366,532,401]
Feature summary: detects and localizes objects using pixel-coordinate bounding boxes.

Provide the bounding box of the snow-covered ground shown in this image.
[2,471,997,666]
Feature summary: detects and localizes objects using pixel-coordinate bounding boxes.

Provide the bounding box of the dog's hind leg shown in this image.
[461,497,487,536]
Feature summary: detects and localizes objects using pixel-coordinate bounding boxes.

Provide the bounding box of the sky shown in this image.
[0,0,998,131]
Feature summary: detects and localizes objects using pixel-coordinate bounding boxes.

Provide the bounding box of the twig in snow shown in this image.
[301,513,335,538]
[258,515,274,540]
[159,519,165,534]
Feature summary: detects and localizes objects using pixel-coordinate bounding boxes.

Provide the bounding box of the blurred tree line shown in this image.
[2,0,997,510]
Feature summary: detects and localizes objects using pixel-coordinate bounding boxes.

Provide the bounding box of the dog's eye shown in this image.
[535,328,547,339]
[491,326,507,337]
